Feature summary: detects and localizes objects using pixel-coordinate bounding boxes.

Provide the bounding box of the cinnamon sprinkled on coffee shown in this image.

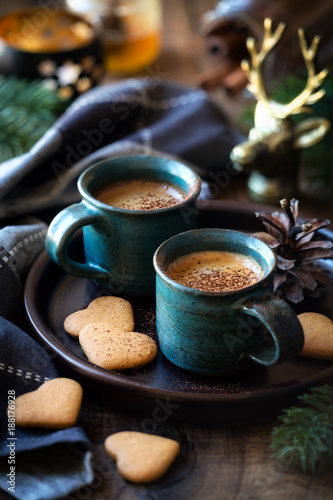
[94,179,185,211]
[117,190,180,210]
[168,250,263,292]
[175,267,259,291]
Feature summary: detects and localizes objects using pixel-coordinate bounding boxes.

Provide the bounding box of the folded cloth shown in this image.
[0,221,47,329]
[0,77,244,219]
[0,223,93,500]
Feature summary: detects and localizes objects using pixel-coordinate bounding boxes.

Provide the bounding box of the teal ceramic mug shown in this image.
[45,155,201,295]
[153,228,304,374]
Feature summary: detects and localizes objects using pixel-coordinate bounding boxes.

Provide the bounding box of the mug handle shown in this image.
[236,294,304,366]
[45,202,111,280]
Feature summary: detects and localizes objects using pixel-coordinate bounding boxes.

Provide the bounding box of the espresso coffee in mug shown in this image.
[46,155,201,295]
[94,178,186,210]
[167,250,264,292]
[154,228,304,375]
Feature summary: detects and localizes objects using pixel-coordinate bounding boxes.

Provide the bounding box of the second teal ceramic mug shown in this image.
[45,155,201,295]
[153,228,304,374]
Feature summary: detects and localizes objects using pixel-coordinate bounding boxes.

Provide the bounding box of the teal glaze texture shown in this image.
[45,155,201,295]
[153,228,304,375]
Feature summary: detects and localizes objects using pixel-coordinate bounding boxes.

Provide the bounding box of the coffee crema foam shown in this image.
[167,250,264,292]
[94,179,185,210]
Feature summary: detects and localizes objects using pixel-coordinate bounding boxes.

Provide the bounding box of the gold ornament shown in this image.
[230,18,330,203]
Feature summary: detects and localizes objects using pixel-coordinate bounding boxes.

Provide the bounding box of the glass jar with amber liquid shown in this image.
[66,0,162,74]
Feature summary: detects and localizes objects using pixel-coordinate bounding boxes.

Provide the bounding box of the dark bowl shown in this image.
[0,5,104,98]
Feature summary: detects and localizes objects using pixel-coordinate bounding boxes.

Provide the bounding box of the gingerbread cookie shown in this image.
[64,296,134,337]
[79,323,157,371]
[104,431,180,483]
[298,312,333,360]
[10,378,83,428]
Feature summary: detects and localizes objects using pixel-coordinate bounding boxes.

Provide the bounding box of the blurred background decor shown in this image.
[229,18,330,203]
[198,0,333,95]
[1,0,333,208]
[0,5,104,99]
[0,75,68,163]
[238,70,333,203]
[66,0,162,75]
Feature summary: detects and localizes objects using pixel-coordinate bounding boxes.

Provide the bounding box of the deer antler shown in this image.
[279,29,328,117]
[242,18,328,120]
[241,18,285,110]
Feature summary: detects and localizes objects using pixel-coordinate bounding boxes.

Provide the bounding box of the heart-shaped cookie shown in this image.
[64,296,134,337]
[104,431,180,483]
[11,378,83,428]
[79,323,157,370]
[298,312,333,359]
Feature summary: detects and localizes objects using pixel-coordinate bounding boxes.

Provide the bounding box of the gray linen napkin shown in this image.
[0,222,93,500]
[0,78,243,219]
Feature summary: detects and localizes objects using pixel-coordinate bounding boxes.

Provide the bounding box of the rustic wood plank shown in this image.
[68,396,333,499]
[159,0,204,85]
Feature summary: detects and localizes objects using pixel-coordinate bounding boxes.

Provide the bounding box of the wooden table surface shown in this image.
[69,2,333,500]
[4,1,333,499]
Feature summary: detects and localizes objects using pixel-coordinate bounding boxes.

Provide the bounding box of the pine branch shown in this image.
[270,385,333,474]
[0,75,65,114]
[0,76,68,162]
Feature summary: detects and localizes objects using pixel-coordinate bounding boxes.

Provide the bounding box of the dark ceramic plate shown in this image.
[24,200,333,421]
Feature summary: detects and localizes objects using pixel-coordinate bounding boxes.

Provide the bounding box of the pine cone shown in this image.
[254,198,333,303]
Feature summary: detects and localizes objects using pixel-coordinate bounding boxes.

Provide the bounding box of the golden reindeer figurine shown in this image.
[230,18,330,203]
